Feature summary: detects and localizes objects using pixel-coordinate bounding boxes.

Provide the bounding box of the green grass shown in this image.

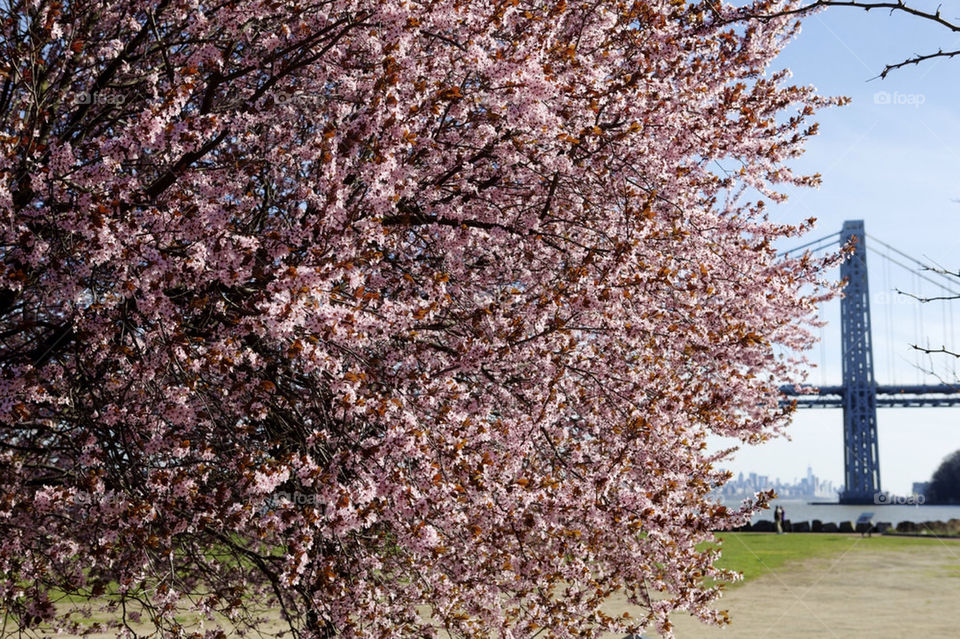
[708,532,954,585]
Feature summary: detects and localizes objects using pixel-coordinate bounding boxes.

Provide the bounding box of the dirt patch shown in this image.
[602,538,960,638]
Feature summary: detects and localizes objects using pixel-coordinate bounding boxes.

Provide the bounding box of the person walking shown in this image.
[774,505,784,534]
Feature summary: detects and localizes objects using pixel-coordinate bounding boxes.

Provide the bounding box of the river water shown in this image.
[722,498,960,527]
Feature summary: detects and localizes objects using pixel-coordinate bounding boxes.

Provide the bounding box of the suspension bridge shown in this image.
[780,220,960,504]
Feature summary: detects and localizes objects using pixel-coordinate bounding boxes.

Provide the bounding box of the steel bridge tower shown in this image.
[780,220,960,504]
[839,220,880,503]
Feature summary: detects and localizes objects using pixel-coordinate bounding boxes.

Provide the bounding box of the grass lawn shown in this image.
[709,532,956,585]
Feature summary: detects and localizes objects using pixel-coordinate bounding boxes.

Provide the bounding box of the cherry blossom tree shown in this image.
[0,0,839,637]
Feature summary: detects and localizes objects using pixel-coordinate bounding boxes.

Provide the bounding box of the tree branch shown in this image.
[732,1,960,78]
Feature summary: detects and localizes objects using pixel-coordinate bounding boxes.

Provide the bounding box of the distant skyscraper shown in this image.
[713,467,838,501]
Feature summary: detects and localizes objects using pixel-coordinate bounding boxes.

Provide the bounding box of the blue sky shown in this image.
[712,3,960,497]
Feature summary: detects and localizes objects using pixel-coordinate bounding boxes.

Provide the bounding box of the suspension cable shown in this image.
[943,298,949,380]
[866,246,960,297]
[882,249,894,384]
[951,303,957,379]
[819,308,826,387]
[913,272,921,384]
[867,233,960,289]
[778,231,841,258]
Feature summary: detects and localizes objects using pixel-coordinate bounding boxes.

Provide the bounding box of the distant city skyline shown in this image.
[716,466,839,501]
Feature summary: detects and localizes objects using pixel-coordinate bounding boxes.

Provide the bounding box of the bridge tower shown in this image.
[839,220,880,504]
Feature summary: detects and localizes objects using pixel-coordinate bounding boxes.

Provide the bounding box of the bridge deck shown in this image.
[780,384,960,409]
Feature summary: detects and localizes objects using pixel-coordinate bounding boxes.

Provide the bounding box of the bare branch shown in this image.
[739,1,960,32]
[895,288,960,303]
[876,47,960,79]
[731,1,960,78]
[912,344,960,359]
[920,262,960,279]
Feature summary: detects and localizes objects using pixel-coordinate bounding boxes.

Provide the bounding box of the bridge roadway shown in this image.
[780,384,960,409]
